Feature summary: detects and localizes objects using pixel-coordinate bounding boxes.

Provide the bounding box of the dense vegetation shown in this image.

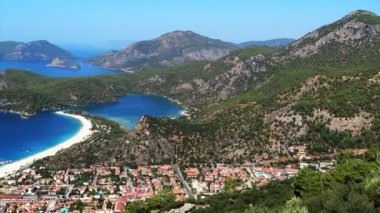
[0,70,140,113]
[125,190,183,213]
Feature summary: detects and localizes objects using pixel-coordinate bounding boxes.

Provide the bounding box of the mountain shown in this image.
[239,38,295,47]
[92,30,235,70]
[0,40,74,60]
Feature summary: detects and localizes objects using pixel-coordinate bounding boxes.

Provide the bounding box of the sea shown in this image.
[0,59,182,162]
[0,60,120,77]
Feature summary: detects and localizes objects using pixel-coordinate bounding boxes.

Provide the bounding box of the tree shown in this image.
[283,197,308,213]
[293,168,323,196]
[69,200,85,211]
[364,145,380,162]
[125,190,177,212]
[337,150,355,164]
[107,201,113,209]
[97,197,104,209]
[304,184,375,213]
[147,189,177,210]
[365,170,380,208]
[224,177,238,192]
[244,205,271,213]
[125,200,148,213]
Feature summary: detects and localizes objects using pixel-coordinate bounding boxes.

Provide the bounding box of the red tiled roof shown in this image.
[263,167,272,173]
[0,195,23,200]
[114,196,128,213]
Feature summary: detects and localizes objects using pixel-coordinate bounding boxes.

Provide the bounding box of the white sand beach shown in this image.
[180,110,190,117]
[0,111,93,178]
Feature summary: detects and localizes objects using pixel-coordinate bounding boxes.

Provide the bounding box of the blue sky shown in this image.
[0,0,379,49]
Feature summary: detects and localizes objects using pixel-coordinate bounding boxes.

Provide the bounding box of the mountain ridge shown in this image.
[92,30,235,70]
[239,38,295,47]
[274,10,380,63]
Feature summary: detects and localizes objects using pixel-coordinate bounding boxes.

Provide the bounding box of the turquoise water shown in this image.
[0,94,182,162]
[70,94,183,129]
[255,172,265,177]
[0,60,120,77]
[0,111,81,161]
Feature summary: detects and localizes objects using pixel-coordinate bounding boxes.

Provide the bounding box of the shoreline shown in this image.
[0,111,93,178]
[0,109,35,118]
[144,92,191,118]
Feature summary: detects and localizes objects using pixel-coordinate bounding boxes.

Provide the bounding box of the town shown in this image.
[0,160,335,213]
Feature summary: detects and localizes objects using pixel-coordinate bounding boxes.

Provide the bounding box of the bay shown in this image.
[70,94,183,129]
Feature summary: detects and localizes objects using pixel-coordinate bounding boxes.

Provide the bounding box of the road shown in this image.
[123,166,135,193]
[64,185,74,199]
[45,199,57,213]
[92,169,100,185]
[173,164,197,200]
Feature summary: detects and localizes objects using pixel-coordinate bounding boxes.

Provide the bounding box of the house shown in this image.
[0,195,23,207]
[172,186,184,195]
[158,165,173,176]
[293,145,307,160]
[184,168,200,178]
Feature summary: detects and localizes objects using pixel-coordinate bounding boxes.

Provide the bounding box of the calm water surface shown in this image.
[70,94,183,129]
[0,60,120,77]
[0,111,81,161]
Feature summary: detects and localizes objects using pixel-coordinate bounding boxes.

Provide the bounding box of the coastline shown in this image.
[144,92,191,118]
[0,109,35,119]
[0,111,93,178]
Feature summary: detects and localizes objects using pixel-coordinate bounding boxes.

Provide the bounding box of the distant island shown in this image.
[47,58,81,69]
[0,40,74,61]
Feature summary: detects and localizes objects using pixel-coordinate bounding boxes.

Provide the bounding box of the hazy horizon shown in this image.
[0,0,379,49]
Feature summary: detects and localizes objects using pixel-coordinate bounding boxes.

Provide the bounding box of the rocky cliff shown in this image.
[169,53,268,106]
[274,10,380,63]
